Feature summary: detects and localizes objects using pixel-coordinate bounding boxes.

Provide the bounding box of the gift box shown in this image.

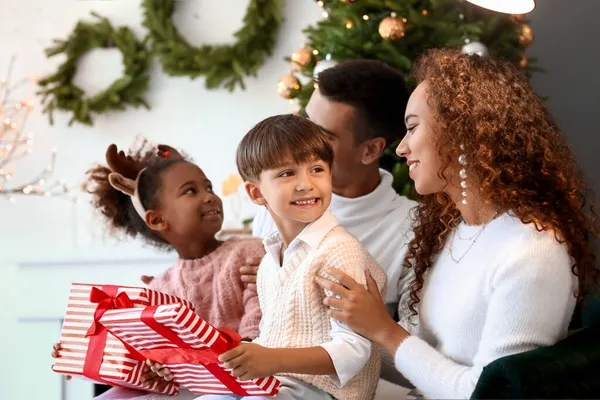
[52,283,193,394]
[100,302,281,396]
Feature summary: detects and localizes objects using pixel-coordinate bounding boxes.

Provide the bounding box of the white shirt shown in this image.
[394,212,578,399]
[252,169,417,315]
[257,211,373,387]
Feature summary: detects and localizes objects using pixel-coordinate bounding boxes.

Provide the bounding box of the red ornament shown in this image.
[162,151,170,158]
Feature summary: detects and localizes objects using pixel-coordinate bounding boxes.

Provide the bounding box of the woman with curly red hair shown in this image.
[316,48,599,399]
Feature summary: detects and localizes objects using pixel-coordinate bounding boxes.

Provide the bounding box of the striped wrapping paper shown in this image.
[100,303,281,396]
[52,283,193,395]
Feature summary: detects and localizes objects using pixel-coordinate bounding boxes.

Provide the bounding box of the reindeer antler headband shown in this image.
[105,143,184,219]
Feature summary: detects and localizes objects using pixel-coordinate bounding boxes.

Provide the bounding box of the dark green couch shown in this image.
[471,292,600,399]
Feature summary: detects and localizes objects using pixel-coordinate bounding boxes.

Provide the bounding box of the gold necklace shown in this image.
[449,207,501,264]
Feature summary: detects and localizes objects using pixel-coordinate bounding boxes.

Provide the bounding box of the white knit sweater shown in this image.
[253,169,416,315]
[394,212,578,399]
[256,217,388,400]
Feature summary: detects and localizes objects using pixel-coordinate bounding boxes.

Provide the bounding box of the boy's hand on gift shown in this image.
[141,360,173,389]
[240,256,261,290]
[219,343,278,381]
[51,343,71,380]
[140,275,154,285]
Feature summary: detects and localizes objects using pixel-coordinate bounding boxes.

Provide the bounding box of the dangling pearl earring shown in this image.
[458,145,468,205]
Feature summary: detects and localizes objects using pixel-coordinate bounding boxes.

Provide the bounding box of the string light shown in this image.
[322,11,329,18]
[0,55,75,203]
[345,20,353,29]
[422,10,428,15]
[313,49,319,55]
[317,0,324,6]
[362,14,370,20]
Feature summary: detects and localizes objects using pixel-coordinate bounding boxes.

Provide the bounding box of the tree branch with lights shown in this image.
[276,0,537,198]
[0,56,72,203]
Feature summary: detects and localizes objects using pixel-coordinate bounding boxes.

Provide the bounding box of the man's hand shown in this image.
[218,343,278,381]
[239,256,261,290]
[141,275,154,285]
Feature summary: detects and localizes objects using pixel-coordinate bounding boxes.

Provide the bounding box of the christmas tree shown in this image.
[276,0,537,198]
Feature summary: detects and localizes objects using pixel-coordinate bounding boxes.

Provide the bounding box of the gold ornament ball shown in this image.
[379,15,406,40]
[519,24,534,47]
[291,48,312,71]
[277,73,301,99]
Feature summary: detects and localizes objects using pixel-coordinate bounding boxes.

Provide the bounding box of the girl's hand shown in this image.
[141,360,173,390]
[51,342,72,380]
[315,268,409,349]
[219,343,278,381]
[140,275,154,285]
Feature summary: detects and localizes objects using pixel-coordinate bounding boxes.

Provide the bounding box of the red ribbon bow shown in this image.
[82,285,137,388]
[85,286,134,337]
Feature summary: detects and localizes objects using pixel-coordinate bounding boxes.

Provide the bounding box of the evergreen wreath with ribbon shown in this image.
[141,0,282,91]
[37,13,152,126]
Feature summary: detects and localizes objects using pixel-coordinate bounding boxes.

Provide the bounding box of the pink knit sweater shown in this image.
[149,237,265,340]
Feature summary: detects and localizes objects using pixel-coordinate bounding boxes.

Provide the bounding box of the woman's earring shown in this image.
[458,145,468,205]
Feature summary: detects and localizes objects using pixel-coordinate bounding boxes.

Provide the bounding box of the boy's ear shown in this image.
[361,137,387,165]
[145,210,167,232]
[244,181,267,206]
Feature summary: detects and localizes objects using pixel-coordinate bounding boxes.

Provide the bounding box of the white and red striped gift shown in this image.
[100,302,281,397]
[52,283,193,395]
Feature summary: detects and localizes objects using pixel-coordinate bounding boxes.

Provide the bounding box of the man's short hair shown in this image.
[317,59,409,146]
[236,114,334,182]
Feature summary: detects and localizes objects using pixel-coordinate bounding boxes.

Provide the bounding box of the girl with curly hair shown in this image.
[52,141,265,400]
[316,48,599,399]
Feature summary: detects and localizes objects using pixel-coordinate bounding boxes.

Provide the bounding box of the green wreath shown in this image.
[142,0,282,91]
[37,13,152,126]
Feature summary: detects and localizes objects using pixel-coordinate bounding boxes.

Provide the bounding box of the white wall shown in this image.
[0,1,322,398]
[0,0,323,263]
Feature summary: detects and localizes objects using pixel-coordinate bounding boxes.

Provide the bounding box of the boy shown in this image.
[203,114,387,400]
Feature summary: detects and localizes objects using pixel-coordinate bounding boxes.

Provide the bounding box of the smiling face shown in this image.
[246,157,332,231]
[305,89,367,191]
[147,161,224,240]
[396,82,446,195]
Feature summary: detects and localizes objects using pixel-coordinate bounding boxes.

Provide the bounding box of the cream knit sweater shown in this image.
[256,225,388,400]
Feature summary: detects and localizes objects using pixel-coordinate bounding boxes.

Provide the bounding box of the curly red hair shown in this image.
[403,48,599,316]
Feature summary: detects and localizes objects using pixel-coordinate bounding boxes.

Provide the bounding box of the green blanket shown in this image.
[471,324,600,398]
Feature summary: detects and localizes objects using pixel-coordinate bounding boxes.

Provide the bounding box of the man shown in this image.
[243,59,417,318]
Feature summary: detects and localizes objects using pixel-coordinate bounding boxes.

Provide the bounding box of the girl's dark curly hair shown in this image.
[85,139,188,250]
[403,48,599,317]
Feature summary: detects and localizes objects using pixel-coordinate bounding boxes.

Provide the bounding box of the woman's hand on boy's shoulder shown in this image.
[239,256,261,290]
